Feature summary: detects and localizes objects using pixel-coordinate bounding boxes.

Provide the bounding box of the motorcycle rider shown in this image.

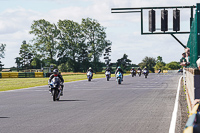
[105,67,111,78]
[142,67,149,75]
[137,67,142,71]
[115,66,124,81]
[130,67,136,75]
[87,67,93,79]
[137,67,142,75]
[158,68,161,74]
[48,69,64,96]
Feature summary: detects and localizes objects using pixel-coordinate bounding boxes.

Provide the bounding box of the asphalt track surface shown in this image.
[0,73,182,133]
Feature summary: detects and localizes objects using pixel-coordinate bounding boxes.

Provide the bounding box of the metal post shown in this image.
[190,7,194,28]
[171,34,186,48]
[141,9,143,34]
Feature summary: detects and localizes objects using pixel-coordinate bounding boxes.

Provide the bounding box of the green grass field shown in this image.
[0,74,128,91]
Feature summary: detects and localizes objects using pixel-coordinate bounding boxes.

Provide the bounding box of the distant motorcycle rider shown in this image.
[87,67,93,79]
[48,69,64,96]
[105,67,111,78]
[130,67,136,76]
[137,67,142,71]
[130,67,136,72]
[137,67,142,75]
[115,66,124,81]
[158,68,161,74]
[142,67,149,74]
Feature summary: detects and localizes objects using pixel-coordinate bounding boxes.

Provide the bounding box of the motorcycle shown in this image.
[105,71,111,81]
[49,77,62,101]
[143,70,148,78]
[137,70,141,76]
[158,69,161,74]
[87,71,93,81]
[130,70,136,77]
[116,72,122,84]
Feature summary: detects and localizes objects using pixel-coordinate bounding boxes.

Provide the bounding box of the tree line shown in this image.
[15,18,112,72]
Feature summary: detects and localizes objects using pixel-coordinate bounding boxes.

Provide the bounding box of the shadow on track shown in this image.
[58,100,86,102]
[0,117,10,118]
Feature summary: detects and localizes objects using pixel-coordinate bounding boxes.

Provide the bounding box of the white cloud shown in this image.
[1,0,199,67]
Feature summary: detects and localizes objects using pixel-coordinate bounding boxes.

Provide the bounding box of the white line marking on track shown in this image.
[169,76,182,133]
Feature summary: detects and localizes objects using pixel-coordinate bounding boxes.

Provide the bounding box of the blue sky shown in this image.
[0,0,200,68]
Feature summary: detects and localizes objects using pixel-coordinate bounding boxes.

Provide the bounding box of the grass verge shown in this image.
[0,74,129,91]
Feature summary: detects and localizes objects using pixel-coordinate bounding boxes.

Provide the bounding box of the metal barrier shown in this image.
[35,72,44,78]
[1,72,18,78]
[0,72,44,78]
[184,103,200,133]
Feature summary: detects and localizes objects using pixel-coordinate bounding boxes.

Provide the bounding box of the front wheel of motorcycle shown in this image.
[118,78,121,84]
[107,76,109,81]
[52,89,56,101]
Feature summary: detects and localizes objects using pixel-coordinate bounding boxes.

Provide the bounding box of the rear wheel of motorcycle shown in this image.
[145,75,147,78]
[88,77,91,81]
[107,76,109,81]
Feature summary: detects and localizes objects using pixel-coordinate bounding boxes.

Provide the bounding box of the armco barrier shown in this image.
[184,103,200,133]
[35,72,43,78]
[10,72,18,78]
[1,72,18,78]
[163,70,168,73]
[1,73,10,78]
[0,72,42,78]
[18,72,35,78]
[18,73,27,78]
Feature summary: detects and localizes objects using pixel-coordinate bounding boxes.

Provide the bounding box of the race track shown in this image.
[0,73,182,133]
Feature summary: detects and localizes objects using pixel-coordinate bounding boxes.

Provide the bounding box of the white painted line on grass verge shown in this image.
[169,76,183,133]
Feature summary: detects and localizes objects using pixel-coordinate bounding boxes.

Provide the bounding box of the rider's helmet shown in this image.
[53,69,59,76]
[132,67,134,69]
[89,67,92,70]
[117,66,121,69]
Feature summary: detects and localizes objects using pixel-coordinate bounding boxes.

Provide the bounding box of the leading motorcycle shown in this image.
[49,77,62,101]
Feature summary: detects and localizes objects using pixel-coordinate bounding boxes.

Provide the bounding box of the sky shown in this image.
[0,0,200,68]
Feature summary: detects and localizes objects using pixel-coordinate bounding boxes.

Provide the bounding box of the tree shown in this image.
[116,54,132,71]
[165,61,181,70]
[30,19,60,63]
[57,19,85,72]
[81,18,112,71]
[15,57,23,71]
[138,56,156,72]
[58,62,72,72]
[31,57,42,69]
[156,56,163,63]
[0,44,6,59]
[0,43,6,70]
[19,41,33,69]
[154,56,166,72]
